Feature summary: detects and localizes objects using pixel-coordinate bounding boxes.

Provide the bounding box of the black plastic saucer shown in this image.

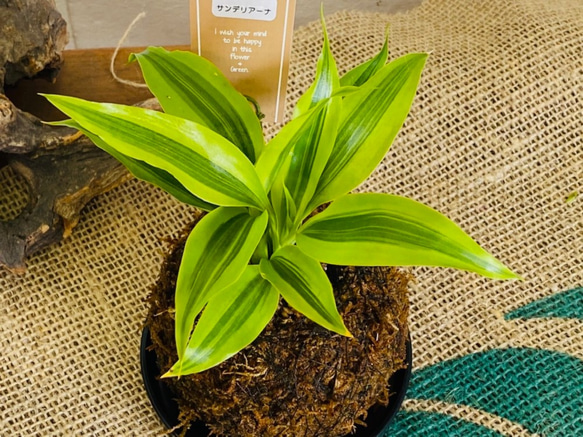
[140,327,412,437]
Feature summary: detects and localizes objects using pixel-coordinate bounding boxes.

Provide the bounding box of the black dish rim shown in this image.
[140,326,412,437]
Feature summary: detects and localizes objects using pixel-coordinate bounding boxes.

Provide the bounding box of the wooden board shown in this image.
[1,46,187,271]
[5,45,188,121]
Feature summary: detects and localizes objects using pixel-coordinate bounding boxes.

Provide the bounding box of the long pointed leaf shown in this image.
[270,176,297,239]
[259,245,351,336]
[53,119,216,210]
[174,208,268,361]
[294,14,338,116]
[254,107,315,192]
[165,265,279,377]
[44,94,269,209]
[255,90,358,194]
[285,101,340,220]
[310,53,428,210]
[297,193,518,279]
[339,28,389,87]
[284,22,341,219]
[131,47,264,162]
[279,16,341,220]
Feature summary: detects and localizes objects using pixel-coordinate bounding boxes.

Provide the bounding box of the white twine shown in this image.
[110,12,149,88]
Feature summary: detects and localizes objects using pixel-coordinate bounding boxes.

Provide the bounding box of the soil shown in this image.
[146,215,412,437]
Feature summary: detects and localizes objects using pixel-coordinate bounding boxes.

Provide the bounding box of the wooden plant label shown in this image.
[190,0,297,123]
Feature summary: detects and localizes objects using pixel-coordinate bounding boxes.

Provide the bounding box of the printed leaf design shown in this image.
[403,348,583,436]
[259,245,351,336]
[388,410,504,436]
[165,266,279,376]
[505,287,583,321]
[131,47,264,162]
[297,193,518,279]
[53,119,216,211]
[43,94,269,209]
[174,208,268,361]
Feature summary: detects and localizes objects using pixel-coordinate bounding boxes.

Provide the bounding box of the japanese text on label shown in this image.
[212,0,277,21]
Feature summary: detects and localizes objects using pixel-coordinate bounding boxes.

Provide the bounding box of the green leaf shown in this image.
[284,21,341,219]
[339,27,389,87]
[254,107,314,192]
[174,207,268,361]
[270,176,297,239]
[131,47,264,162]
[53,119,215,211]
[255,90,357,194]
[284,101,340,220]
[310,53,428,210]
[44,94,269,209]
[165,265,279,377]
[259,245,351,336]
[297,193,518,279]
[294,14,339,116]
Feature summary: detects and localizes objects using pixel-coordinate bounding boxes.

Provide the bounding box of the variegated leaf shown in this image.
[174,207,268,361]
[131,47,264,162]
[339,27,389,87]
[44,94,269,209]
[309,53,428,211]
[260,245,351,336]
[52,119,215,211]
[297,193,518,279]
[165,266,279,376]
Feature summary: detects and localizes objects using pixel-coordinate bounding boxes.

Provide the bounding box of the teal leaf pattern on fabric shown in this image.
[403,348,583,436]
[387,410,504,436]
[505,287,583,321]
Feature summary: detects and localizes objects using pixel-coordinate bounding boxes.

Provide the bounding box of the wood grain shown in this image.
[5,46,188,121]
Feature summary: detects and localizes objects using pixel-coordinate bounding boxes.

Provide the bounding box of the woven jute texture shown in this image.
[1,0,581,435]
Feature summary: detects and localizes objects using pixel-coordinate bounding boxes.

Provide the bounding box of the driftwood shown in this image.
[0,96,131,273]
[0,0,67,90]
[0,0,131,272]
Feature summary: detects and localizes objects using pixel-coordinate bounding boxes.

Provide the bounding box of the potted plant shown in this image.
[44,22,518,437]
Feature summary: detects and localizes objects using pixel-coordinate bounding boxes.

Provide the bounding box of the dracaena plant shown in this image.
[44,24,518,377]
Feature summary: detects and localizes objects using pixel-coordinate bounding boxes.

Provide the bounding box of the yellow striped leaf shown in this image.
[53,119,215,211]
[44,94,269,210]
[297,193,518,279]
[339,27,389,87]
[260,245,351,336]
[174,208,269,360]
[310,53,428,210]
[131,47,264,162]
[166,266,278,376]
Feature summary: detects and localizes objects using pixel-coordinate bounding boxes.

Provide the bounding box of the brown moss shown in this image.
[146,217,411,437]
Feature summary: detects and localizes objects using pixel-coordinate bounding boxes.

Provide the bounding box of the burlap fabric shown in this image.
[1,0,581,435]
